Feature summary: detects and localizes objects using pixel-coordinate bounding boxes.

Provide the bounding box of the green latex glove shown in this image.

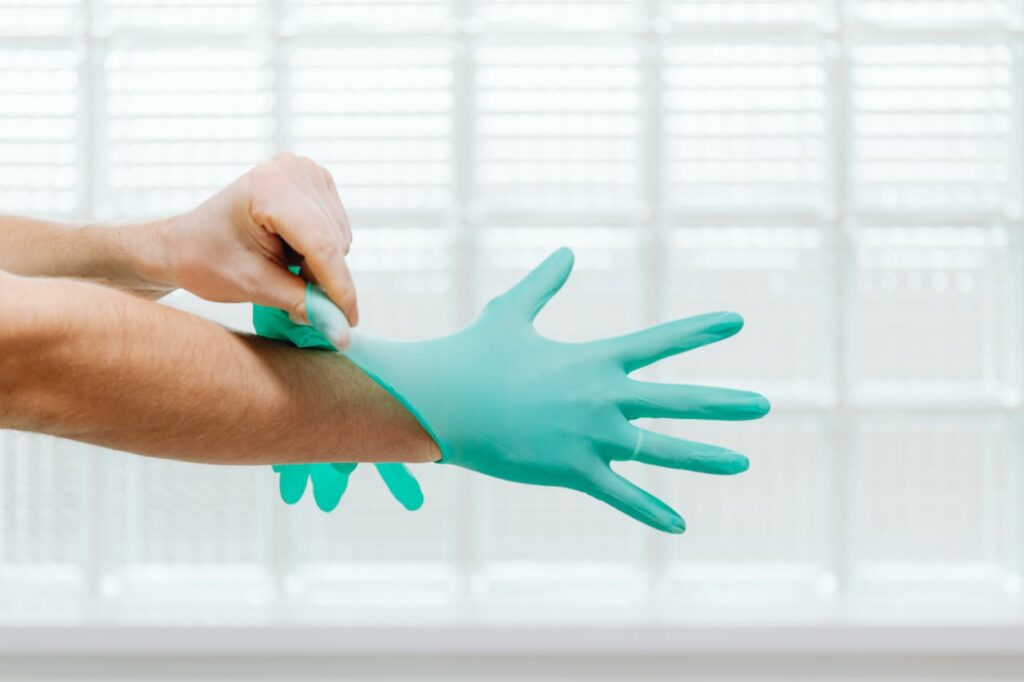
[270,462,423,513]
[257,248,769,533]
[253,288,424,513]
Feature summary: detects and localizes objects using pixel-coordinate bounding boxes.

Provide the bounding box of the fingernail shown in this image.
[667,516,686,534]
[289,301,309,325]
[707,311,744,336]
[306,285,352,348]
[331,326,352,350]
[733,455,750,473]
[730,393,770,418]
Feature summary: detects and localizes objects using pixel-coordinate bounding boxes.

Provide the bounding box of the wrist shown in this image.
[128,217,179,293]
[74,219,177,297]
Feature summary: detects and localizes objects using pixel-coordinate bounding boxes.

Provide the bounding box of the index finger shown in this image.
[256,192,360,326]
[303,239,359,328]
[306,283,353,349]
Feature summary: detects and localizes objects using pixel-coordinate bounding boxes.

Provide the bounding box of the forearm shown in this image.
[0,214,173,299]
[0,272,438,465]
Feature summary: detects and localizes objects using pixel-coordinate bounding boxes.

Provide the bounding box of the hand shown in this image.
[293,248,769,533]
[159,152,358,347]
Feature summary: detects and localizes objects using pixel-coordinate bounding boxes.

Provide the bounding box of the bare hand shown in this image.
[159,153,358,344]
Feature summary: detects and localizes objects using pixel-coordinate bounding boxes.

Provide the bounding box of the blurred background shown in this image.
[1,0,1023,679]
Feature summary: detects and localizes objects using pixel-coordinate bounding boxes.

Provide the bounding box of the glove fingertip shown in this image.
[315,496,341,513]
[280,482,306,506]
[400,486,425,511]
[665,514,686,534]
[276,466,311,505]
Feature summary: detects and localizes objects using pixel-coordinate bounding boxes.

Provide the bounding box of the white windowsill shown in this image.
[2,621,1024,656]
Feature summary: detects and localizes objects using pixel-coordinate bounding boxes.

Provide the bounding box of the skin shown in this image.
[0,153,440,465]
[0,153,359,336]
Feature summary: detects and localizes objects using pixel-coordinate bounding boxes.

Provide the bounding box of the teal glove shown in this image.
[257,247,769,533]
[270,462,423,512]
[253,297,424,513]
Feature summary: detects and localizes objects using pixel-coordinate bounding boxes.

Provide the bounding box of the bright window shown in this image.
[1,0,1022,628]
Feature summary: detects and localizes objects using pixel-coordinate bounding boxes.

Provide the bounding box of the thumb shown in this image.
[248,263,310,324]
[494,247,575,322]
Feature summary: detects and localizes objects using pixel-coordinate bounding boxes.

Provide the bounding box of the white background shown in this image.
[1,0,1024,678]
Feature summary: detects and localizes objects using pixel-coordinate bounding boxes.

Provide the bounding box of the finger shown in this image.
[303,169,350,258]
[311,463,351,512]
[620,382,770,421]
[305,283,352,350]
[316,166,353,247]
[278,154,342,238]
[598,311,744,373]
[276,464,310,505]
[587,468,685,534]
[247,262,310,324]
[614,428,749,474]
[253,191,360,326]
[312,253,359,329]
[490,247,574,322]
[375,463,425,511]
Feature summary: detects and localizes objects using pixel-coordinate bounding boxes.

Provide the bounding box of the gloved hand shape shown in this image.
[262,247,769,533]
[253,300,424,513]
[271,462,423,513]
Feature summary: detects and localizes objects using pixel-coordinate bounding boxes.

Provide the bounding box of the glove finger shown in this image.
[277,464,311,505]
[375,463,425,511]
[248,262,310,325]
[253,304,297,340]
[587,468,685,534]
[619,382,770,421]
[613,427,749,475]
[311,464,350,512]
[253,302,334,350]
[491,247,574,322]
[306,283,352,350]
[598,311,743,373]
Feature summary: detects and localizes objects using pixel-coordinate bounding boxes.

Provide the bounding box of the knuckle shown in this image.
[246,163,283,197]
[248,193,274,223]
[312,236,342,262]
[292,154,318,174]
[272,150,298,165]
[320,166,336,189]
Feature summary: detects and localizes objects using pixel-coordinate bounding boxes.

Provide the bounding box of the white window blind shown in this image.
[663,43,827,212]
[103,44,273,217]
[290,44,454,213]
[0,46,78,215]
[475,43,642,213]
[0,0,1022,630]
